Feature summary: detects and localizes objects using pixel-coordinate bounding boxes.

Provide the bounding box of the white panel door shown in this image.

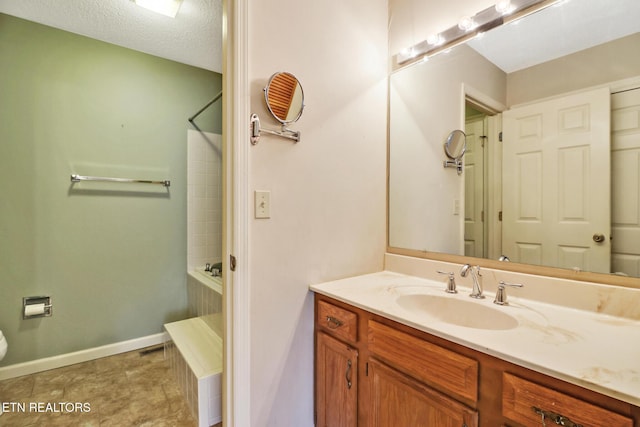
[611,87,640,276]
[502,87,611,273]
[464,116,486,258]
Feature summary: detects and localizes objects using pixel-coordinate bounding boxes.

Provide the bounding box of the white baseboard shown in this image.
[0,332,168,381]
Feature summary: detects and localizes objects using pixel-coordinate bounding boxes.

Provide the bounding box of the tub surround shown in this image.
[187,270,223,317]
[181,127,223,426]
[187,130,223,273]
[165,270,223,427]
[165,315,222,427]
[310,253,640,406]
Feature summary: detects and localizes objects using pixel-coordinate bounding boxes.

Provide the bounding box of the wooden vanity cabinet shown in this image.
[316,332,358,427]
[314,294,640,427]
[315,295,478,427]
[315,300,360,427]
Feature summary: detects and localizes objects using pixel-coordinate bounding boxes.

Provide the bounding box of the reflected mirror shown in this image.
[444,130,466,160]
[264,72,305,124]
[443,130,466,175]
[388,0,640,280]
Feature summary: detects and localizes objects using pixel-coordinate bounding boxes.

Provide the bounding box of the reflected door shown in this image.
[464,115,486,258]
[502,87,611,273]
[611,87,640,276]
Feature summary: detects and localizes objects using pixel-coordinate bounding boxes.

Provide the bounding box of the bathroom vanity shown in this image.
[344,0,640,424]
[311,260,640,427]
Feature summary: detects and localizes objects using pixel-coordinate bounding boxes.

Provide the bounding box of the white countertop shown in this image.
[310,270,640,406]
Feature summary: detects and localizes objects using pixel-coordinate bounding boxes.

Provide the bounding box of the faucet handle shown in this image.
[494,281,524,305]
[436,271,458,294]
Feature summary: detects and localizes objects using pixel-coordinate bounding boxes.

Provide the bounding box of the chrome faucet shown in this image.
[436,270,458,294]
[494,281,524,305]
[460,264,484,299]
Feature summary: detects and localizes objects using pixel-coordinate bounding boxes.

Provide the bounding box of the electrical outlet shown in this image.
[255,190,271,219]
[453,199,460,215]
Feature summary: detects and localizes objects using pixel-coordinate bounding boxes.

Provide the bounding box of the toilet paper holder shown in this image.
[23,296,53,319]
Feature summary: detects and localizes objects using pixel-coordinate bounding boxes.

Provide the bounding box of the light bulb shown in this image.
[401,47,417,59]
[427,34,444,46]
[495,0,512,15]
[458,16,475,31]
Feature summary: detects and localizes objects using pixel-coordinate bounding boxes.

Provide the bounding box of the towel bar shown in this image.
[70,174,170,187]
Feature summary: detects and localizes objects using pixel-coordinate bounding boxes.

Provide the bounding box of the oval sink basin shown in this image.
[396,294,519,330]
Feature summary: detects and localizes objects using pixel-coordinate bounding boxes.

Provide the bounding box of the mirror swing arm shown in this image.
[442,159,462,175]
[250,113,300,144]
[443,158,463,175]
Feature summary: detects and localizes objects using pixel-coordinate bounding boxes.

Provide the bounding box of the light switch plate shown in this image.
[255,190,271,219]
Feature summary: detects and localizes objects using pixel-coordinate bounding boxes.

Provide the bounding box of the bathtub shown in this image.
[164,268,223,426]
[190,268,223,295]
[187,268,222,319]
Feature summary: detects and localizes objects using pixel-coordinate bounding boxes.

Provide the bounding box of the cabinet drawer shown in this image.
[368,320,478,403]
[317,300,358,343]
[503,373,633,427]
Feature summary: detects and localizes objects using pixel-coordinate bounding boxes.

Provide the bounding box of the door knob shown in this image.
[593,233,606,243]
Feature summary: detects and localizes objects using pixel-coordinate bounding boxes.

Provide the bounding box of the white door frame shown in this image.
[461,84,506,260]
[223,0,251,425]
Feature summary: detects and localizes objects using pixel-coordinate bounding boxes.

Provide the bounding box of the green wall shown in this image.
[0,13,222,366]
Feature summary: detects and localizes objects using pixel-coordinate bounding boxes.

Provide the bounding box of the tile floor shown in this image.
[0,346,219,427]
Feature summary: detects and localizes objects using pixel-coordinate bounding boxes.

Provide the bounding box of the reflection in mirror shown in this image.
[444,130,466,160]
[388,0,640,281]
[264,72,304,124]
[443,130,466,175]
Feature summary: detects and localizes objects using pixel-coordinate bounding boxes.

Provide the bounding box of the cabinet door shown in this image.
[368,360,478,427]
[316,332,358,427]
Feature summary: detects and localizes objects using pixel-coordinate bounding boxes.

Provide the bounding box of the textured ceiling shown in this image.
[0,0,222,73]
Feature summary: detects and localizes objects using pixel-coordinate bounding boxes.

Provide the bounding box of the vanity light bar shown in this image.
[395,0,561,67]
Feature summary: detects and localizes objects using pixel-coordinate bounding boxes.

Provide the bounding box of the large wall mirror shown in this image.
[388,0,640,286]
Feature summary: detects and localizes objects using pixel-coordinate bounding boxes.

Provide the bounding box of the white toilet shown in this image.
[0,330,7,361]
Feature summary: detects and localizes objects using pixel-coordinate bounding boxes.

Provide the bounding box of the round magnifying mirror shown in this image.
[444,130,466,160]
[264,72,305,124]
